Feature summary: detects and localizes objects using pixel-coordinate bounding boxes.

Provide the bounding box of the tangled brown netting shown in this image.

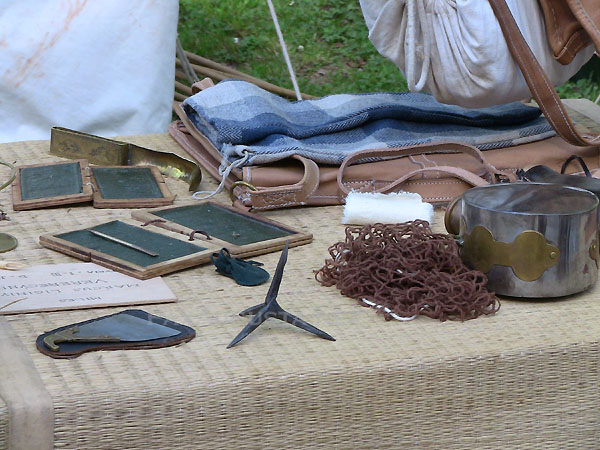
[315,221,500,321]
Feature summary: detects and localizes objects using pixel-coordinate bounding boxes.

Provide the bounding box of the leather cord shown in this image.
[561,154,592,176]
[337,142,514,198]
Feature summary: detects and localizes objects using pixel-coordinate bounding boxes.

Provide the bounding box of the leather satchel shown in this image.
[170,0,600,211]
[170,101,599,210]
[537,0,600,65]
[489,0,600,147]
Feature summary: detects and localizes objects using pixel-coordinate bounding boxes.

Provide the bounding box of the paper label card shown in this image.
[0,263,177,315]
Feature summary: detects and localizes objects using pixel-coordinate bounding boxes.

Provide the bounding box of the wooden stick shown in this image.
[174,80,193,97]
[174,92,187,102]
[88,230,159,257]
[0,298,27,311]
[176,57,315,100]
[0,261,29,270]
[176,61,230,82]
[184,51,257,80]
[176,70,193,82]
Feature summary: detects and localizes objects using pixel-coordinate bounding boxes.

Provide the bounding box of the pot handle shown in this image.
[444,196,463,236]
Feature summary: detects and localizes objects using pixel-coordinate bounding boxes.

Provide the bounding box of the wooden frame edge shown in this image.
[12,160,94,211]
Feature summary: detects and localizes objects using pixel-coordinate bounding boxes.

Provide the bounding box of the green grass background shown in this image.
[178,0,598,100]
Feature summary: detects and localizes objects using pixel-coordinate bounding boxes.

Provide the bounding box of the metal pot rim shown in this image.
[462,182,598,217]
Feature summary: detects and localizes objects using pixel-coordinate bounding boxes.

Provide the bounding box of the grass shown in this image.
[557,76,600,102]
[178,0,406,97]
[179,0,598,101]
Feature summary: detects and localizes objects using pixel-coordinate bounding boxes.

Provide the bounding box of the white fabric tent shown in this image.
[0,0,179,143]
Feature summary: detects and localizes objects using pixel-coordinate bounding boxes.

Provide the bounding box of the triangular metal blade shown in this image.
[76,313,179,341]
[238,302,265,316]
[226,305,269,348]
[276,309,336,341]
[264,241,288,304]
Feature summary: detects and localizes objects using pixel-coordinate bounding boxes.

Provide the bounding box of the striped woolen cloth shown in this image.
[182,79,555,166]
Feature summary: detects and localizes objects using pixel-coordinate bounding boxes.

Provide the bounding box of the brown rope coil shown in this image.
[315,221,500,321]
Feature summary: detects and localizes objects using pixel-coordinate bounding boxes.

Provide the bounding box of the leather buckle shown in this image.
[229,180,258,203]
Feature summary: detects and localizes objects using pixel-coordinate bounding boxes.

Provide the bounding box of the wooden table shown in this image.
[1,102,600,449]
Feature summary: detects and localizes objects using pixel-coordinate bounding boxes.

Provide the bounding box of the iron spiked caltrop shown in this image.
[227,241,335,348]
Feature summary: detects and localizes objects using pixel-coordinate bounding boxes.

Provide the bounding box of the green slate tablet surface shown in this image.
[153,203,293,246]
[57,220,206,267]
[20,162,83,200]
[92,167,163,199]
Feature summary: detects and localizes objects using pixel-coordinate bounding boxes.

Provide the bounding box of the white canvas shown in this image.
[0,0,179,143]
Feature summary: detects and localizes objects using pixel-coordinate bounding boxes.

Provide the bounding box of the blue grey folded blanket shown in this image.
[183,79,555,166]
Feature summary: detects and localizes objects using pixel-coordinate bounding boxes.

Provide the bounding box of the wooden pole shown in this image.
[174,80,193,97]
[175,56,315,100]
[174,92,187,102]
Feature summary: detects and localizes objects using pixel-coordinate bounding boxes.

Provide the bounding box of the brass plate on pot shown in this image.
[462,226,559,282]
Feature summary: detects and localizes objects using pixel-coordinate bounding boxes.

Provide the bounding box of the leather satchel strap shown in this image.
[363,165,490,193]
[337,142,513,197]
[235,155,321,210]
[489,0,600,147]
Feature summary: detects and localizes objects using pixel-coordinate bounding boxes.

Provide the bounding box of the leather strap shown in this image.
[191,77,215,94]
[561,154,592,175]
[354,165,490,195]
[489,0,600,147]
[337,142,512,197]
[235,155,320,209]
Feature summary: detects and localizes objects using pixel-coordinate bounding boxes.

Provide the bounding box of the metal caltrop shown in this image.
[227,242,335,348]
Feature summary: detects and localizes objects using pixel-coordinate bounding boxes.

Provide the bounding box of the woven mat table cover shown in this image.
[0,103,599,450]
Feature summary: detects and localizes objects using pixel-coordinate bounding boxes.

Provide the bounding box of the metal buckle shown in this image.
[229,181,258,203]
[494,173,511,183]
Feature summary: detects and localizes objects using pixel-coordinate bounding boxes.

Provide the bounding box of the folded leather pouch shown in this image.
[36,309,195,359]
[520,155,600,199]
[210,248,270,286]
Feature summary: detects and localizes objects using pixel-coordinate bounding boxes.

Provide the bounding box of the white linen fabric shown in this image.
[342,191,434,225]
[0,0,178,143]
[360,0,595,108]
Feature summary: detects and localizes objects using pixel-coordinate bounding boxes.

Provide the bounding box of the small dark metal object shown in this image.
[88,229,159,257]
[43,325,121,352]
[0,209,9,221]
[561,155,591,177]
[189,229,211,241]
[227,242,335,348]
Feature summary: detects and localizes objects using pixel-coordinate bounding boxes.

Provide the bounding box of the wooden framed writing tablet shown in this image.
[39,220,211,280]
[12,160,93,211]
[90,166,174,208]
[131,201,313,258]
